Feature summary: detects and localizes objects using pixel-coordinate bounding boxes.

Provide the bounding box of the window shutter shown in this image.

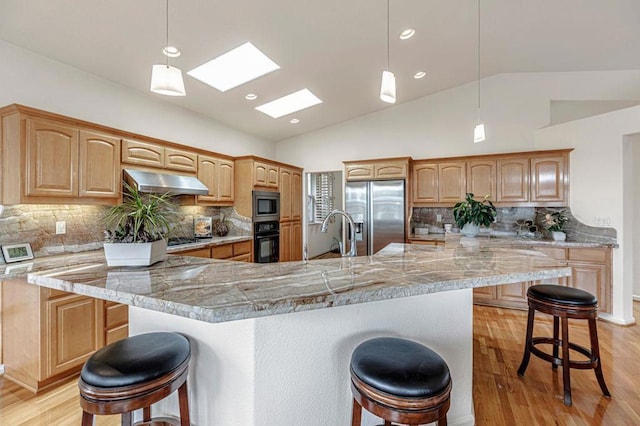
[313,173,335,222]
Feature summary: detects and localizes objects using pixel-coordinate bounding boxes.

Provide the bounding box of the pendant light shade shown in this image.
[473,123,486,143]
[379,0,396,104]
[151,64,186,96]
[150,0,185,97]
[380,71,396,104]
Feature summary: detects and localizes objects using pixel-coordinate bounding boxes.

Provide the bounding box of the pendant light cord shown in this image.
[387,0,390,70]
[477,0,481,120]
[165,0,169,67]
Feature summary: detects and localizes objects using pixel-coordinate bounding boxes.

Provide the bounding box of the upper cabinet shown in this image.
[253,161,279,188]
[345,158,410,181]
[0,107,121,205]
[197,155,234,205]
[122,139,198,173]
[279,167,302,223]
[411,150,571,207]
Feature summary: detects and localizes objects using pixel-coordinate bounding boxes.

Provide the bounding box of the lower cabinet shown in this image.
[1,279,128,393]
[473,246,612,314]
[280,221,302,262]
[172,240,253,262]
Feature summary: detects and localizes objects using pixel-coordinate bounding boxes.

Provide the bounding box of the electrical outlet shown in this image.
[436,214,442,222]
[55,221,66,235]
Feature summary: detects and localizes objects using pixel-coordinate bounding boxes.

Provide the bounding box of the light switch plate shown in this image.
[56,221,66,235]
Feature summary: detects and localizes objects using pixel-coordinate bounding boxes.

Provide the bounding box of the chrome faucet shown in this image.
[321,209,357,257]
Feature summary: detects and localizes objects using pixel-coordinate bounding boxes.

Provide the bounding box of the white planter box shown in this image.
[103,239,167,266]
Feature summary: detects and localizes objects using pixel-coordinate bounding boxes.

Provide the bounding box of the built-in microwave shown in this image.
[253,191,280,222]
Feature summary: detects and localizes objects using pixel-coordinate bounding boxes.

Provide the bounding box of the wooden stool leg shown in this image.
[438,413,448,426]
[351,398,362,426]
[589,318,611,398]
[178,380,191,426]
[122,411,133,426]
[561,316,572,406]
[143,406,151,421]
[81,411,93,426]
[552,315,560,370]
[518,307,536,376]
[384,422,392,426]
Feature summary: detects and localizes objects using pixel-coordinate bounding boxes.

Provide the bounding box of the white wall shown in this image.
[275,70,640,324]
[632,137,640,299]
[0,40,274,157]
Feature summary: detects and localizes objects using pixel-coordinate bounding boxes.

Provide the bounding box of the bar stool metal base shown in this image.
[518,287,611,406]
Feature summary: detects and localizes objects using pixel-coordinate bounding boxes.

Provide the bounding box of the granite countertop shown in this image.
[408,233,617,248]
[1,241,571,324]
[166,235,252,253]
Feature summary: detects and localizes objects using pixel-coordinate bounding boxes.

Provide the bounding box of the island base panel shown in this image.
[129,289,475,426]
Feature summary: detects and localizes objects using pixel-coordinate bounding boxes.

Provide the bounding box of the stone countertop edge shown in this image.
[165,235,253,253]
[408,233,617,248]
[17,243,571,325]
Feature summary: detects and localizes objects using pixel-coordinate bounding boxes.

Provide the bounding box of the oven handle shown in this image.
[255,233,280,240]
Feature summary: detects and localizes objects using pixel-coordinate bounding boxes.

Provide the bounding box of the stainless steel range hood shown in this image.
[124,169,209,195]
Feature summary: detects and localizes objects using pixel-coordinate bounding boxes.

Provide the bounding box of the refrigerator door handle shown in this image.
[368,181,374,255]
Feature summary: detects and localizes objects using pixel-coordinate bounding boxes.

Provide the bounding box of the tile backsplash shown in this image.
[0,204,251,263]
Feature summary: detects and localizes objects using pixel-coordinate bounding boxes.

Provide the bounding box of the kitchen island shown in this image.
[8,241,571,425]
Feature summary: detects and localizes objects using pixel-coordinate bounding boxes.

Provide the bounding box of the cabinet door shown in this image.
[496,282,530,305]
[473,286,497,304]
[412,163,438,203]
[374,161,407,179]
[467,160,496,202]
[267,165,279,188]
[290,221,302,261]
[345,164,374,181]
[121,139,164,168]
[530,154,567,204]
[254,161,269,186]
[26,119,78,197]
[497,157,529,203]
[233,240,252,257]
[211,243,233,259]
[46,296,101,377]
[217,159,235,203]
[568,261,609,313]
[438,162,466,203]
[79,131,120,198]
[279,222,292,262]
[280,168,292,222]
[165,147,198,173]
[291,170,302,222]
[197,155,218,202]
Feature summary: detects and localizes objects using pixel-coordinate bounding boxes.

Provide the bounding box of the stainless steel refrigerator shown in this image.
[345,180,405,255]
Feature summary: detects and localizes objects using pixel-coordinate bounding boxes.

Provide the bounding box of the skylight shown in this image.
[187,42,280,92]
[255,89,322,119]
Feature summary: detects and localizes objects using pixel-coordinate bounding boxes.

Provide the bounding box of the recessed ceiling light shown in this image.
[162,46,181,58]
[255,89,322,119]
[290,118,300,124]
[414,71,426,79]
[187,42,280,92]
[245,93,257,100]
[399,28,415,40]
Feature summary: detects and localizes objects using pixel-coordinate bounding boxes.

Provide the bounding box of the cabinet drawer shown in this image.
[568,248,606,263]
[233,240,252,256]
[46,288,71,300]
[212,244,233,259]
[105,323,129,345]
[231,253,251,262]
[535,247,566,260]
[173,247,211,258]
[105,303,128,329]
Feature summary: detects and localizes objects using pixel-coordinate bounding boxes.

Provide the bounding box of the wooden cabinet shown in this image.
[79,130,121,198]
[121,139,164,168]
[412,161,465,205]
[253,161,279,188]
[172,240,253,262]
[473,246,612,313]
[165,147,198,173]
[279,166,303,261]
[25,119,78,198]
[172,247,212,258]
[291,170,302,222]
[0,279,127,393]
[467,159,496,201]
[344,158,409,181]
[291,221,302,261]
[197,155,234,205]
[497,157,529,203]
[280,222,292,262]
[280,168,293,222]
[530,154,568,204]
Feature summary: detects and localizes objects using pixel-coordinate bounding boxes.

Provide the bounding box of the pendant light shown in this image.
[380,0,396,104]
[150,0,186,96]
[473,0,485,142]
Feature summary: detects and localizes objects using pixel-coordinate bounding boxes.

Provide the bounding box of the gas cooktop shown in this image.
[167,237,198,247]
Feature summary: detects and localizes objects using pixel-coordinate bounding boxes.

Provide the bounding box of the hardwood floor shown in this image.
[0,302,638,425]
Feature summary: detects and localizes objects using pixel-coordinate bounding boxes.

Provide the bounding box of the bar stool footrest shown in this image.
[530,337,599,370]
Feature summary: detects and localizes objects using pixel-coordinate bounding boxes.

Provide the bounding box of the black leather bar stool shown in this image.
[78,332,191,426]
[518,285,610,406]
[350,337,452,426]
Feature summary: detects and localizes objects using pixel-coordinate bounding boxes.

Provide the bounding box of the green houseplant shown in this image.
[452,193,497,237]
[543,210,568,241]
[102,181,178,266]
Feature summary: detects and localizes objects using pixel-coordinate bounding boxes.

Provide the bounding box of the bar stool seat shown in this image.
[350,337,451,426]
[79,332,191,426]
[518,285,610,406]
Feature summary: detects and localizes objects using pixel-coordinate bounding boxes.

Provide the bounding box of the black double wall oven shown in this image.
[253,191,280,263]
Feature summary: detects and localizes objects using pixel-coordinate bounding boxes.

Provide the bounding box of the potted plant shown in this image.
[543,210,568,241]
[102,181,178,266]
[452,193,497,237]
